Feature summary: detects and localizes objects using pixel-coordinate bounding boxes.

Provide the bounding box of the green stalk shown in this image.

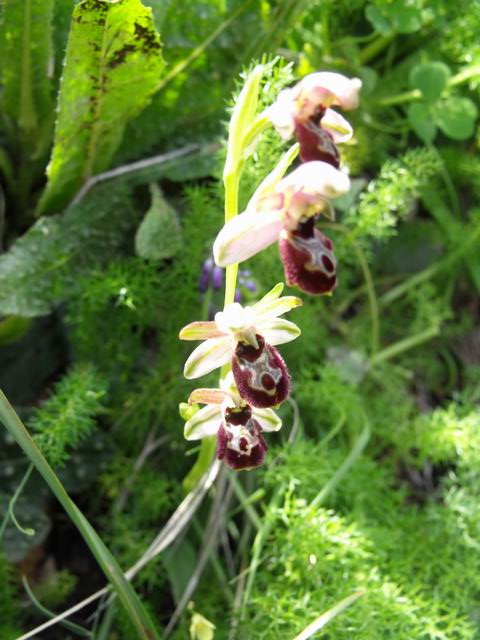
[22,576,91,638]
[370,326,440,366]
[325,223,380,355]
[240,484,285,618]
[309,420,371,510]
[378,63,480,107]
[0,390,160,640]
[359,34,393,65]
[380,221,480,305]
[293,591,364,640]
[224,170,241,306]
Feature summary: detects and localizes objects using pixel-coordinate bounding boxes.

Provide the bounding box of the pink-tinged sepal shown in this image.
[216,406,268,470]
[279,219,337,295]
[232,334,290,408]
[294,117,340,167]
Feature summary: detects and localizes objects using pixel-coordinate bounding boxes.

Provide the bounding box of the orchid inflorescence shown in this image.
[180,69,361,471]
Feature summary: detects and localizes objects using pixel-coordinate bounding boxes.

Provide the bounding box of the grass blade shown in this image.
[292,591,364,640]
[0,389,159,640]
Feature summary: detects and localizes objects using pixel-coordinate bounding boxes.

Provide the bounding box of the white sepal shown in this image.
[278,161,351,199]
[321,108,353,142]
[183,336,232,379]
[260,318,301,346]
[213,208,283,267]
[184,404,222,440]
[253,407,282,432]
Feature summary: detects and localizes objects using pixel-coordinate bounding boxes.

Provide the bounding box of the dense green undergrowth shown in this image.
[0,0,480,638]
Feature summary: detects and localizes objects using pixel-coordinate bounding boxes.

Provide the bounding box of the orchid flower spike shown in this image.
[179,283,302,407]
[266,71,362,165]
[214,162,350,295]
[183,373,282,470]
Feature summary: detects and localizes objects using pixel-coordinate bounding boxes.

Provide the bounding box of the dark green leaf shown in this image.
[38,0,165,214]
[409,62,451,102]
[434,97,478,140]
[365,5,392,36]
[407,103,437,143]
[0,0,54,133]
[135,185,182,261]
[0,185,138,317]
[389,1,422,33]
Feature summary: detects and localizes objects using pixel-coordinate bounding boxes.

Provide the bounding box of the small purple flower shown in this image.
[212,266,224,291]
[198,258,214,293]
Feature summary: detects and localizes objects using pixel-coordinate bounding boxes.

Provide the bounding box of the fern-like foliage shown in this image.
[31,364,108,468]
[345,148,442,242]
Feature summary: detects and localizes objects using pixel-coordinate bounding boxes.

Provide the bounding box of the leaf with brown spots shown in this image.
[38,0,164,214]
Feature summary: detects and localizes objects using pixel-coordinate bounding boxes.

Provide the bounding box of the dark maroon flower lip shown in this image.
[232,334,290,408]
[216,410,268,470]
[294,118,340,167]
[279,221,337,295]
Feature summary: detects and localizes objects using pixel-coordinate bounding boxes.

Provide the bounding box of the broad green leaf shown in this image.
[365,5,392,36]
[409,62,451,102]
[0,185,138,317]
[365,1,422,35]
[389,1,422,33]
[135,185,182,261]
[434,97,478,140]
[38,0,165,214]
[0,0,54,134]
[407,103,437,143]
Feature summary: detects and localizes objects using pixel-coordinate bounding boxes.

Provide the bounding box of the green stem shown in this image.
[0,390,160,640]
[0,463,35,541]
[359,34,393,65]
[9,464,35,537]
[182,437,217,493]
[228,474,262,530]
[22,576,91,638]
[325,223,380,355]
[309,420,370,510]
[293,591,364,640]
[184,170,241,485]
[241,484,285,618]
[378,63,480,107]
[380,221,480,305]
[224,171,240,306]
[155,0,253,93]
[370,326,440,366]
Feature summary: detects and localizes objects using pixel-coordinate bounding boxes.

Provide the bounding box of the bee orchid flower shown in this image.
[266,71,362,165]
[183,374,282,470]
[180,283,302,408]
[214,162,350,295]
